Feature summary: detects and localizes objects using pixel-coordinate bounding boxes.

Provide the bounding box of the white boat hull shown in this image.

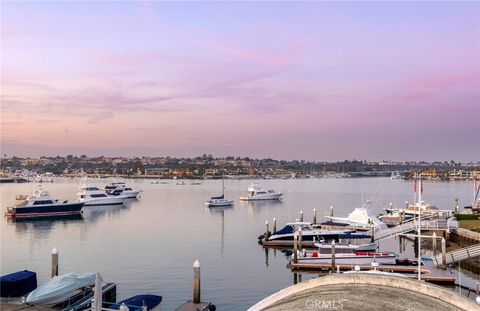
[240,193,282,201]
[296,255,397,265]
[206,200,234,207]
[82,197,126,206]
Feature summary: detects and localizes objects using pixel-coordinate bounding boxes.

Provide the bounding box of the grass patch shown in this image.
[459,219,480,232]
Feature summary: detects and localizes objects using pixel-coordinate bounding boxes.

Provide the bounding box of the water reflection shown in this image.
[81,204,131,223]
[242,200,283,210]
[207,205,233,254]
[11,215,83,238]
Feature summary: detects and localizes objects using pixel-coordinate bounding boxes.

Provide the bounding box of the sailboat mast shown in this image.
[222,174,225,196]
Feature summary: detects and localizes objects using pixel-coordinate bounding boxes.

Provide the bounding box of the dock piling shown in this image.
[265,221,270,241]
[298,229,303,250]
[454,198,459,213]
[299,211,303,222]
[293,232,298,263]
[273,218,277,233]
[312,208,317,224]
[370,224,375,243]
[51,247,58,278]
[441,238,446,268]
[193,260,201,304]
[330,206,334,217]
[432,232,437,254]
[331,240,336,272]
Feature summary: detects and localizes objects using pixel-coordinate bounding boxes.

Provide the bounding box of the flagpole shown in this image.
[417,177,422,281]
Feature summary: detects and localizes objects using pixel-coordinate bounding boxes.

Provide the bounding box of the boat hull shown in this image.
[206,200,234,207]
[82,197,125,206]
[296,254,397,265]
[5,202,84,219]
[240,194,282,201]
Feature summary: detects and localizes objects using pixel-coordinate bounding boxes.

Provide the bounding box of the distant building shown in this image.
[145,168,170,175]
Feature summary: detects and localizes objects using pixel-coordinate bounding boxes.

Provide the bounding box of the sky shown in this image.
[1,1,479,161]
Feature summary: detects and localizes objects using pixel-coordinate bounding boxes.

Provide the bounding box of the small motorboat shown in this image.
[26,273,96,306]
[260,222,371,243]
[294,251,397,265]
[104,182,142,199]
[240,183,282,201]
[109,294,163,311]
[5,186,84,220]
[315,242,378,254]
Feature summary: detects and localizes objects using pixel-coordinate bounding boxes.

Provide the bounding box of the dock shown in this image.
[175,300,215,311]
[434,243,480,266]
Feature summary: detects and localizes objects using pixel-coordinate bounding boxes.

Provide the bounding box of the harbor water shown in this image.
[0,178,477,310]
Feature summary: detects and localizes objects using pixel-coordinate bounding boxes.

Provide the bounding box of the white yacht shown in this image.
[78,185,127,206]
[325,201,388,229]
[104,182,141,199]
[239,183,283,201]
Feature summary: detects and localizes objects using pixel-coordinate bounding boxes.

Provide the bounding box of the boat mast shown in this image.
[222,173,225,197]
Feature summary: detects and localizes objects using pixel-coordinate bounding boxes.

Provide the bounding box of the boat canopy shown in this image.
[273,225,296,235]
[210,194,224,200]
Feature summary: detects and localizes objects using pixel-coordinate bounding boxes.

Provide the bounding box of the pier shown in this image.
[434,244,480,266]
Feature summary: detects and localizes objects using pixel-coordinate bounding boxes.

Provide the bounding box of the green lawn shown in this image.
[459,219,480,232]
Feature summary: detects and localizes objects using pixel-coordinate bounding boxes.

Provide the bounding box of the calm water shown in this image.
[0,178,477,310]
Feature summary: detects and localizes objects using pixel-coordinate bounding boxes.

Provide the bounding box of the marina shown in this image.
[1,177,479,310]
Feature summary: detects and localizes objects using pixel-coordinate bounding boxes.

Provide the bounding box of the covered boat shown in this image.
[1,270,37,298]
[26,273,96,306]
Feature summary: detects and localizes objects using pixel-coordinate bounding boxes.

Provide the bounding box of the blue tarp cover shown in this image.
[273,225,295,235]
[1,270,37,298]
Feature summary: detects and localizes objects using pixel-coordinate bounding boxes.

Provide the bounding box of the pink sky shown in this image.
[1,2,479,161]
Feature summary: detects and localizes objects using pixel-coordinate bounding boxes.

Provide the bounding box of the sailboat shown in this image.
[205,176,234,207]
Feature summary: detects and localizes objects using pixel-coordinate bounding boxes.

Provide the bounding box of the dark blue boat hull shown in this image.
[110,295,162,311]
[8,203,84,219]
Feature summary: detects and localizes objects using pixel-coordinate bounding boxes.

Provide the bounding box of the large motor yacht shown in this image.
[325,202,388,229]
[5,186,84,219]
[78,185,127,206]
[104,182,141,199]
[239,183,283,201]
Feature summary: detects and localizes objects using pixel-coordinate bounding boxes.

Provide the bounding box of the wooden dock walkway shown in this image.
[433,243,480,266]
